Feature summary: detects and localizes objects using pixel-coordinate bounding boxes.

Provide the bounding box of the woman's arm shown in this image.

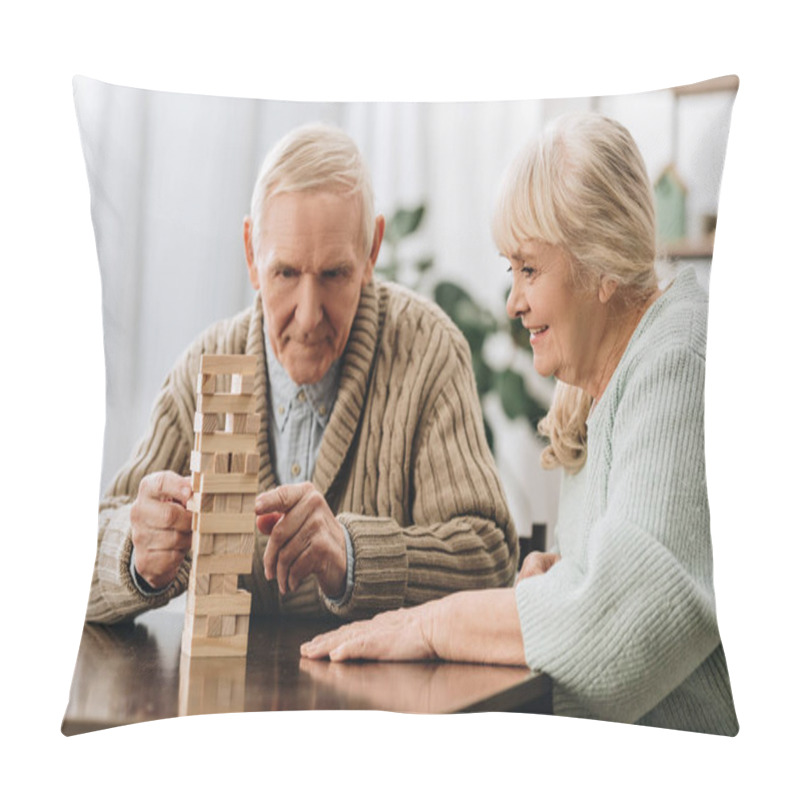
[301,588,526,666]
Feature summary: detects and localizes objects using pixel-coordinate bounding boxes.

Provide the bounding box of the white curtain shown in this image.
[74,77,732,542]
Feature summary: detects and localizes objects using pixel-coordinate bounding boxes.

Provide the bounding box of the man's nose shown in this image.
[295,276,324,332]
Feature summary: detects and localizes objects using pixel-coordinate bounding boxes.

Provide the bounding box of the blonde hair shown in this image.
[250,123,375,257]
[492,113,658,474]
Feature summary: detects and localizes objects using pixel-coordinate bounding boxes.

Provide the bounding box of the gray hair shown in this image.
[250,122,376,256]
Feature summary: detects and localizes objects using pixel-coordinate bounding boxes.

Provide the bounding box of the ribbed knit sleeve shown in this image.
[515,271,738,735]
[86,305,256,623]
[324,285,518,618]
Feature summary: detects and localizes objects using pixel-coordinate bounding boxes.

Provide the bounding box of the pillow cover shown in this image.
[64,75,738,736]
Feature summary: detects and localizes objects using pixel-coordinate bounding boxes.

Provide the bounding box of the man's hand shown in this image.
[256,482,347,598]
[130,471,193,590]
[516,551,561,584]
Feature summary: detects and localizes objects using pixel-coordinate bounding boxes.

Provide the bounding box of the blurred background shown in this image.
[74,75,736,546]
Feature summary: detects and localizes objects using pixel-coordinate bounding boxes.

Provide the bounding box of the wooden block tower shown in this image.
[181,354,260,658]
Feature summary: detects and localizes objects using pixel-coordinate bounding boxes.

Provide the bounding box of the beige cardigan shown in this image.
[88,280,518,622]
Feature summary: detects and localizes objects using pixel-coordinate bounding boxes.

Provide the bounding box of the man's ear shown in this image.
[243,216,260,291]
[363,215,385,285]
[598,275,619,304]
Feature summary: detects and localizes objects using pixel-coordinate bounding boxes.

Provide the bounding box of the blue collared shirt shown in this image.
[264,334,354,605]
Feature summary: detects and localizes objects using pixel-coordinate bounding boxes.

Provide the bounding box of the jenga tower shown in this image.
[181,354,260,658]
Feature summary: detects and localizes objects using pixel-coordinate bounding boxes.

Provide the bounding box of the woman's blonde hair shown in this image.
[492,113,658,474]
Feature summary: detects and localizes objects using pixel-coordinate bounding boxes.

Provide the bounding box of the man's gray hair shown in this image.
[250,123,375,257]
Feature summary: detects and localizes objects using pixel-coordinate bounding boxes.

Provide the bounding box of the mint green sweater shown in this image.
[516,267,738,735]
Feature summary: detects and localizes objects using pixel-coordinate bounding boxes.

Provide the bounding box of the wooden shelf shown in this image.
[671,75,739,96]
[660,233,716,260]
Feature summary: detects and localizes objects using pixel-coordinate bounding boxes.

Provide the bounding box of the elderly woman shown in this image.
[300,113,738,736]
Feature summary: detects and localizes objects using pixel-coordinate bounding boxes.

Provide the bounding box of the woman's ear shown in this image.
[598,276,619,304]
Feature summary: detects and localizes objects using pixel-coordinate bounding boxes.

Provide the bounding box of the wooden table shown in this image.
[62,608,551,735]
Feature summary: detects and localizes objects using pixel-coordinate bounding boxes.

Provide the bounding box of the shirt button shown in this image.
[291,463,301,477]
[277,405,285,415]
[318,405,326,416]
[297,391,306,403]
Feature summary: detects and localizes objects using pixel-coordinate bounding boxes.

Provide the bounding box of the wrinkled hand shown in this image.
[517,551,561,584]
[130,471,193,589]
[256,482,346,598]
[300,606,436,662]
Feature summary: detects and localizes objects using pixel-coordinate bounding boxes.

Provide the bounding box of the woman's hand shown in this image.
[300,605,436,662]
[517,551,561,583]
[300,589,526,667]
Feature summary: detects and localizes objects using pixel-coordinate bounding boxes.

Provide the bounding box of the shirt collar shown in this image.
[264,327,340,429]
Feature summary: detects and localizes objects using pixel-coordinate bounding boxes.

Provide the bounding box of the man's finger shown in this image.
[143,471,193,504]
[257,511,283,537]
[255,483,310,515]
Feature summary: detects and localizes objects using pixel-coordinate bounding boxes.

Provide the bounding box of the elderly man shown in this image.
[87,123,518,623]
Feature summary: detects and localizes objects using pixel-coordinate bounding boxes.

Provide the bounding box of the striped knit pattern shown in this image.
[515,267,738,735]
[88,280,518,623]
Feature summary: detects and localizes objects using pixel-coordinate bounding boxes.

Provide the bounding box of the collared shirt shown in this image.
[265,335,339,486]
[264,332,354,605]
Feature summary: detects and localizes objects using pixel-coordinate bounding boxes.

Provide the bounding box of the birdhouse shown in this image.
[654,163,687,243]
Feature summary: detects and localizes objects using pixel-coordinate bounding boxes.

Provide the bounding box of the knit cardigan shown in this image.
[516,267,738,735]
[88,280,518,623]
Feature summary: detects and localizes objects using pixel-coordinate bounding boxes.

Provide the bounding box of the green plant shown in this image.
[376,204,551,452]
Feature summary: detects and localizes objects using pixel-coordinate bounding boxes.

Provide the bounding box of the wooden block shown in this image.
[195,511,254,534]
[230,452,259,475]
[195,553,252,575]
[233,533,254,555]
[199,354,257,375]
[209,574,239,594]
[194,412,219,433]
[188,589,252,616]
[182,633,249,658]
[190,451,216,474]
[195,574,211,595]
[198,473,258,493]
[196,393,257,414]
[185,612,209,639]
[235,615,250,636]
[194,431,259,455]
[240,494,255,514]
[231,373,255,395]
[196,372,217,394]
[194,531,214,555]
[207,615,222,637]
[225,412,260,434]
[220,616,236,637]
[225,493,243,513]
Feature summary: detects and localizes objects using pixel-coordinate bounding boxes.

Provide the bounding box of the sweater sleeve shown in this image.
[324,332,519,618]
[515,346,720,723]
[85,347,199,623]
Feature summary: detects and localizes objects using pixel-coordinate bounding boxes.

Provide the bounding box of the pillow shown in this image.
[66,76,738,737]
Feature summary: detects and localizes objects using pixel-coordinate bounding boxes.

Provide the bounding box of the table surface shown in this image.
[62,608,551,734]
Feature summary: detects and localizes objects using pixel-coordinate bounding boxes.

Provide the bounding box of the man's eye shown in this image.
[322,268,348,280]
